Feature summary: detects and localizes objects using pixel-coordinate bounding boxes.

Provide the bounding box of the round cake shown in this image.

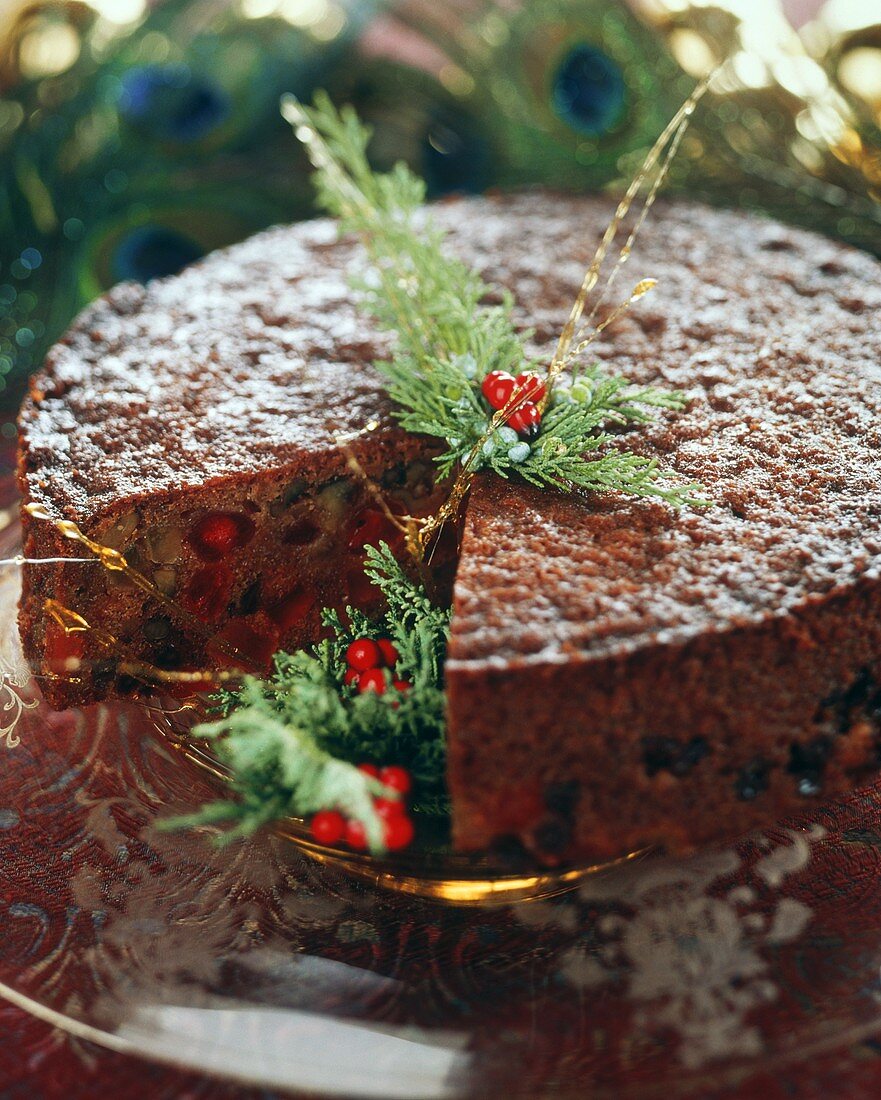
[17,191,881,863]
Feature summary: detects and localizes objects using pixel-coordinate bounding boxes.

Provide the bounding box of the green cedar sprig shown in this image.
[162,544,450,849]
[285,91,706,507]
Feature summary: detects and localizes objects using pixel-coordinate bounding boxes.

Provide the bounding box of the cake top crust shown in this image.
[19,217,405,521]
[443,198,881,666]
[19,191,881,665]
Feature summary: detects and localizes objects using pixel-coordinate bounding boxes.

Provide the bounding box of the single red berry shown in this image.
[374,797,406,821]
[311,810,345,846]
[481,370,516,411]
[515,371,547,404]
[380,765,412,796]
[345,818,369,850]
[376,638,399,669]
[508,401,541,436]
[344,667,361,688]
[358,763,381,779]
[346,638,381,672]
[384,813,415,851]
[358,668,387,695]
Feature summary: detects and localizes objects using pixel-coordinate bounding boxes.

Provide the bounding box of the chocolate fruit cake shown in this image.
[18,191,881,863]
[18,219,449,705]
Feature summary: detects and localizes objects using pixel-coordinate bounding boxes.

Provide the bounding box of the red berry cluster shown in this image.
[480,370,546,437]
[310,765,414,852]
[344,637,410,696]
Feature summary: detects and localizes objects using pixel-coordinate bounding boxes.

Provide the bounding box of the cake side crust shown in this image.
[446,570,881,862]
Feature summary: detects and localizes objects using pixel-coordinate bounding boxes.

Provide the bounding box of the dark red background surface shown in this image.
[3,4,876,1090]
[3,435,881,1099]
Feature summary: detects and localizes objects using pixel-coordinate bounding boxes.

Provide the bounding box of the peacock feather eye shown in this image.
[112,225,203,284]
[117,63,232,144]
[550,43,626,137]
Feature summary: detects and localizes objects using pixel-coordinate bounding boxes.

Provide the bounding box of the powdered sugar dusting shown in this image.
[443,196,881,664]
[19,222,402,522]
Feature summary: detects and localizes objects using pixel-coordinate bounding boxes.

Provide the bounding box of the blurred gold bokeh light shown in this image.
[82,0,147,22]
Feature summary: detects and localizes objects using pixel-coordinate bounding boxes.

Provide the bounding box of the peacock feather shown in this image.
[0,0,374,413]
[2,0,880,427]
[330,0,880,251]
[330,0,689,195]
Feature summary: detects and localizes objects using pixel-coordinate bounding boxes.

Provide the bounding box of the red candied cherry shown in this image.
[184,564,234,621]
[268,587,315,633]
[377,638,399,669]
[44,621,84,675]
[383,814,415,851]
[311,810,345,846]
[358,763,381,779]
[358,669,387,695]
[515,371,547,404]
[345,818,369,850]
[481,370,516,411]
[507,401,541,437]
[346,564,382,608]
[380,765,412,796]
[344,667,361,688]
[346,638,381,672]
[348,508,400,551]
[189,512,255,562]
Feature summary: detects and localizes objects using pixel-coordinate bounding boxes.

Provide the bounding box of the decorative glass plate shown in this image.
[4,510,881,1098]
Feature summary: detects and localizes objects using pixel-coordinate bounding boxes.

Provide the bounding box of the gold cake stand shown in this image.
[154,705,648,906]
